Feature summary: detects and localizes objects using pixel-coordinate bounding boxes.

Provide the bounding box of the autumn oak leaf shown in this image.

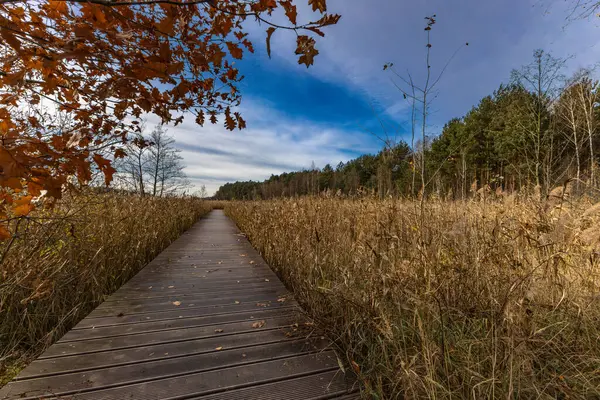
[280,1,298,25]
[308,0,327,13]
[224,107,236,130]
[266,27,276,58]
[251,320,266,328]
[295,35,319,67]
[13,196,34,217]
[0,0,340,227]
[226,42,243,59]
[0,224,10,240]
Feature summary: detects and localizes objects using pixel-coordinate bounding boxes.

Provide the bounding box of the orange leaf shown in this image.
[157,15,175,35]
[159,41,171,61]
[280,1,297,25]
[295,35,319,67]
[308,0,327,13]
[0,224,10,240]
[74,25,94,39]
[49,0,68,13]
[27,181,43,197]
[226,42,243,59]
[13,196,34,216]
[224,107,236,130]
[251,320,266,328]
[3,178,22,190]
[0,224,12,240]
[92,6,107,24]
[0,30,21,51]
[265,27,276,58]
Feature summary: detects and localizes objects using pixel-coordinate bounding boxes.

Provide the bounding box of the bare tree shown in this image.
[114,128,150,196]
[114,124,189,196]
[574,71,599,186]
[199,185,208,198]
[556,80,585,190]
[384,15,467,201]
[511,49,566,191]
[145,126,190,197]
[566,0,600,20]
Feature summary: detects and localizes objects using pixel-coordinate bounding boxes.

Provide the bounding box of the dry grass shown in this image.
[0,191,212,385]
[226,196,600,399]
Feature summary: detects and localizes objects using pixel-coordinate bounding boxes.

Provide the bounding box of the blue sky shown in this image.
[147,0,600,195]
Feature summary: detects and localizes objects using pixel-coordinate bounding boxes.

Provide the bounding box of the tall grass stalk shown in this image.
[0,191,212,384]
[226,196,600,399]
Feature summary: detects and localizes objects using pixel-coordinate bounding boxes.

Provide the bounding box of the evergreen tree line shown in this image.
[215,50,600,200]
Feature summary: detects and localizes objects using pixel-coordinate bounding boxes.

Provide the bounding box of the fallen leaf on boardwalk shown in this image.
[215,328,224,333]
[218,261,222,264]
[240,254,247,257]
[215,346,223,351]
[168,285,175,288]
[251,320,266,328]
[249,260,255,264]
[148,286,153,289]
[172,301,181,306]
[234,301,240,304]
[256,302,269,307]
[277,297,286,303]
[264,279,270,282]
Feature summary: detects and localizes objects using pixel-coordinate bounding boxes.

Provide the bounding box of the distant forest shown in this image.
[215,51,600,200]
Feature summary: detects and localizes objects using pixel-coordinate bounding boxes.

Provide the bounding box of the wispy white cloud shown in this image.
[250,0,600,127]
[142,99,381,195]
[140,1,600,195]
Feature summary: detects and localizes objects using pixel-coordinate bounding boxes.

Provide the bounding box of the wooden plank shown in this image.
[110,278,287,294]
[45,315,302,357]
[106,284,288,301]
[187,371,359,400]
[0,210,356,399]
[73,303,296,329]
[60,307,300,342]
[48,353,338,400]
[87,292,290,317]
[96,287,283,307]
[4,339,331,398]
[16,329,308,379]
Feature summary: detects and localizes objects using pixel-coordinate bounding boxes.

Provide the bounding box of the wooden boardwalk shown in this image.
[0,210,358,400]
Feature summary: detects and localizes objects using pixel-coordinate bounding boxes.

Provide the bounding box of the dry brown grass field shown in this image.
[0,192,213,385]
[225,195,600,399]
